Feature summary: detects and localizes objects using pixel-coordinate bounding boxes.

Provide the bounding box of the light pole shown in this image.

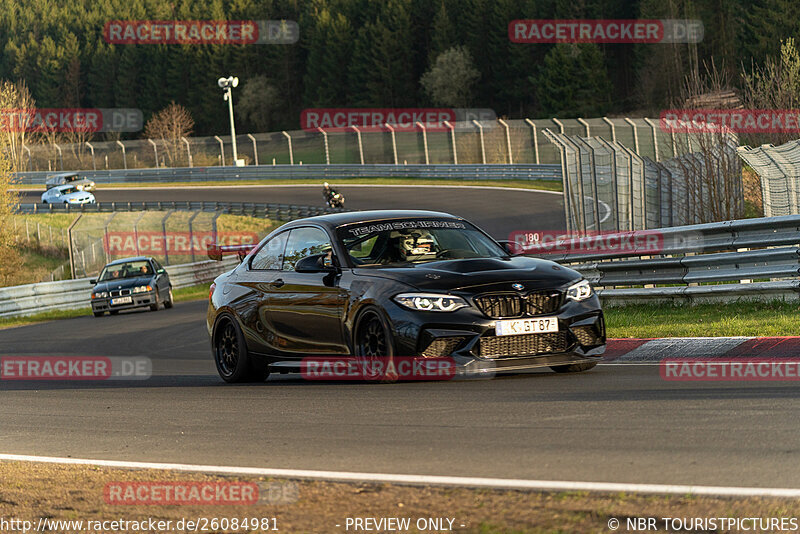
[217,76,240,166]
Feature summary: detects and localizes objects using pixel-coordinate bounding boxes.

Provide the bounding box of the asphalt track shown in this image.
[18,184,567,237]
[2,300,800,489]
[7,184,800,490]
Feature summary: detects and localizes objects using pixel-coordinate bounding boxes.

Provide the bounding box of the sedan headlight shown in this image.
[566,279,594,302]
[132,285,153,294]
[92,291,108,299]
[394,293,468,312]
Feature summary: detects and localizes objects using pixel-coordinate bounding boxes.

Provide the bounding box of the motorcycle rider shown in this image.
[323,182,345,208]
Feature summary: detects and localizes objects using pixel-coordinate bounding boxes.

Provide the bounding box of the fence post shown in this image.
[281,131,294,165]
[577,118,591,137]
[593,136,621,232]
[52,142,63,170]
[643,118,660,162]
[116,140,127,169]
[188,211,200,263]
[624,118,640,155]
[317,128,330,165]
[443,121,457,164]
[472,120,486,164]
[246,133,258,166]
[415,122,430,165]
[182,137,193,167]
[161,211,173,265]
[147,139,159,168]
[85,142,96,170]
[213,135,225,166]
[541,129,575,233]
[524,119,540,164]
[497,119,513,164]
[572,136,602,231]
[552,118,565,134]
[384,123,398,165]
[67,214,82,280]
[602,117,616,142]
[350,126,364,165]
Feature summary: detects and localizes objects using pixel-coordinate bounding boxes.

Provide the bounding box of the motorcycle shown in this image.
[323,183,345,209]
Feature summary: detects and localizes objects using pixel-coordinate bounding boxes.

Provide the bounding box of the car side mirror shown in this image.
[157,268,165,274]
[295,253,338,273]
[496,239,517,255]
[90,279,97,284]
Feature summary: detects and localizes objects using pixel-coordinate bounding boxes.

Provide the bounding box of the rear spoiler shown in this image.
[207,244,256,262]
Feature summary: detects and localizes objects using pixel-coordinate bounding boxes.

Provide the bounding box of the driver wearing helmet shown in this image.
[391,229,438,261]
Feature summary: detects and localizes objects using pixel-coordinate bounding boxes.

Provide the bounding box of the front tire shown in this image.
[93,311,103,317]
[550,361,598,373]
[164,287,174,309]
[354,307,397,382]
[149,290,160,311]
[214,317,270,383]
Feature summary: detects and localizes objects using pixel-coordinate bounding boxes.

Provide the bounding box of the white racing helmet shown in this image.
[393,229,438,258]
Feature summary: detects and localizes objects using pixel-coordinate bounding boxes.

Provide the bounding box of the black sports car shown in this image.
[207,210,605,382]
[91,256,174,317]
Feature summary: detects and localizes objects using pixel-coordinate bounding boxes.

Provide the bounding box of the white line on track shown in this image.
[2,453,799,497]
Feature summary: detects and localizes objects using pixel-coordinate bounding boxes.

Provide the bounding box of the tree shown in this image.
[144,101,195,166]
[420,46,480,107]
[237,75,282,132]
[302,4,354,106]
[0,86,22,286]
[742,38,800,145]
[0,80,35,171]
[534,43,612,117]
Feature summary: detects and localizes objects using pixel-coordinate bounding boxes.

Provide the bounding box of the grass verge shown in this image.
[606,300,800,338]
[0,461,797,534]
[13,177,564,193]
[0,283,211,330]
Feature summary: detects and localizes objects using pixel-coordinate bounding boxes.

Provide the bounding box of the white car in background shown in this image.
[41,184,96,205]
[45,171,96,192]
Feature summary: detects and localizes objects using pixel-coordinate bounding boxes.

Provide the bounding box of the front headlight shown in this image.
[132,285,152,294]
[566,279,594,301]
[394,293,468,312]
[92,291,109,299]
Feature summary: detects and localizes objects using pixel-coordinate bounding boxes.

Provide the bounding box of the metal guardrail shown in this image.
[0,257,238,319]
[15,163,562,185]
[17,201,340,220]
[537,214,800,305]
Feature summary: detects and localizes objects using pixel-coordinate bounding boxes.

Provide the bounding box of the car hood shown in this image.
[354,256,582,292]
[93,276,153,293]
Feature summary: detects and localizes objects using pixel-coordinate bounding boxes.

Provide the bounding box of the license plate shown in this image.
[495,316,558,336]
[111,297,132,305]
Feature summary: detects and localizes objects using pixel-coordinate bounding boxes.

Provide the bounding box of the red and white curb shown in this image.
[605,337,800,361]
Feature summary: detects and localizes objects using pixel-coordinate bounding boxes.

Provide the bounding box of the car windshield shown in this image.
[337,218,506,267]
[98,261,153,281]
